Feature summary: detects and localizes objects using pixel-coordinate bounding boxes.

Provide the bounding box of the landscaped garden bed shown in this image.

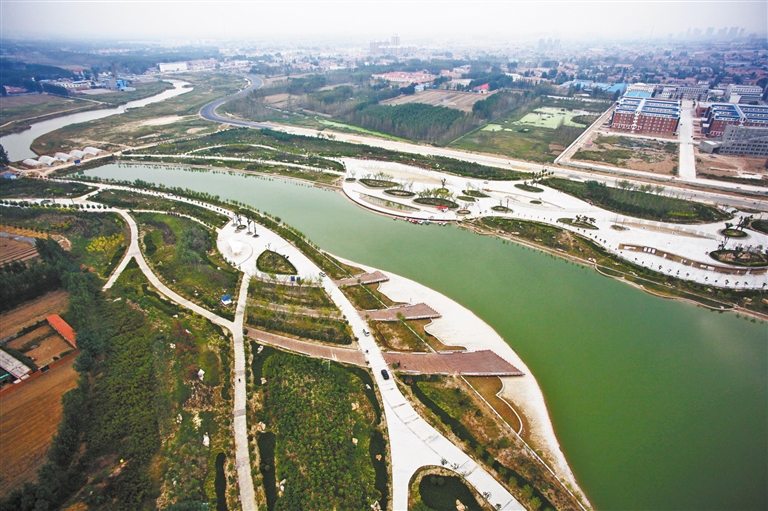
[462,189,489,198]
[457,195,477,202]
[359,178,398,188]
[257,249,297,275]
[413,197,459,209]
[709,249,768,267]
[558,217,599,230]
[720,228,748,238]
[515,183,544,193]
[491,205,512,212]
[383,189,416,197]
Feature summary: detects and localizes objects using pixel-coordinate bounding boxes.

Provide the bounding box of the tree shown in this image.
[0,145,8,169]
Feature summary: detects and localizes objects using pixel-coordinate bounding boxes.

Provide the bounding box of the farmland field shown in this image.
[380,90,493,113]
[0,356,78,495]
[451,97,606,163]
[0,290,68,339]
[0,94,91,127]
[0,236,38,264]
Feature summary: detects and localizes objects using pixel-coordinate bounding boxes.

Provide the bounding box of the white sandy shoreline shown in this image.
[333,255,593,509]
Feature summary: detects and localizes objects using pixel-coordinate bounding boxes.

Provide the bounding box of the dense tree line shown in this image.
[0,59,73,91]
[347,103,464,144]
[0,244,63,312]
[0,239,161,511]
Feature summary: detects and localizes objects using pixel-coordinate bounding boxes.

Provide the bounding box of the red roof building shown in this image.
[46,315,77,349]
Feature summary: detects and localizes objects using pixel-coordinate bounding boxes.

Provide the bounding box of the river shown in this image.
[84,163,768,511]
[1,80,192,162]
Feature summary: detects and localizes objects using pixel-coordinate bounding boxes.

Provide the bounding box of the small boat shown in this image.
[425,220,430,225]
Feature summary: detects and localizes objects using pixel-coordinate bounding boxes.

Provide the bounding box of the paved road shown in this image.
[678,100,697,181]
[199,75,268,127]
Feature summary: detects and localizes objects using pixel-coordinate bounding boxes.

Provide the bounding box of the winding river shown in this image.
[84,163,767,511]
[0,80,192,162]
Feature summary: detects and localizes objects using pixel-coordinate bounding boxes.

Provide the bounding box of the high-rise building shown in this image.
[706,27,715,37]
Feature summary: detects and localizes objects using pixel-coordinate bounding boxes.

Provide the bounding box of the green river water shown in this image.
[85,164,767,511]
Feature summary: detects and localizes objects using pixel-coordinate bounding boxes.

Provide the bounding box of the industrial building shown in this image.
[610,97,681,135]
[701,103,768,137]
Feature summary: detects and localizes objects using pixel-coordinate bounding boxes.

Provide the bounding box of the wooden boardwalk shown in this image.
[245,327,366,366]
[335,270,389,287]
[382,350,524,377]
[362,303,441,321]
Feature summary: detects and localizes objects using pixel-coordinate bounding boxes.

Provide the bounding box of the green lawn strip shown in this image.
[462,190,489,198]
[709,249,768,267]
[124,156,342,185]
[134,212,239,318]
[129,127,531,181]
[257,351,386,510]
[414,197,459,209]
[248,278,335,310]
[91,188,229,227]
[403,376,557,511]
[0,179,95,199]
[543,178,730,224]
[318,118,409,141]
[256,250,297,275]
[359,178,398,188]
[476,217,768,316]
[340,284,388,311]
[184,144,344,172]
[514,183,543,193]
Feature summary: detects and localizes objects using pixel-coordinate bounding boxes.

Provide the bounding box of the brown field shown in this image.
[380,89,494,113]
[6,325,53,350]
[0,94,72,109]
[0,290,69,339]
[0,356,78,496]
[0,236,38,264]
[696,149,768,181]
[25,335,72,367]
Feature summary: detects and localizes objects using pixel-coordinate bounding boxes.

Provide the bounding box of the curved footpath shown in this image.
[31,184,533,510]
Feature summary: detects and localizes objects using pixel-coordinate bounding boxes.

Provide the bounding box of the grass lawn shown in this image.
[512,107,590,128]
[135,212,240,316]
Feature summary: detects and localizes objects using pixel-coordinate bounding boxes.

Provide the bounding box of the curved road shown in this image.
[199,75,269,128]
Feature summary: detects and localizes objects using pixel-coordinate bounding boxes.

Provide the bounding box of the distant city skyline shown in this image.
[2,0,766,43]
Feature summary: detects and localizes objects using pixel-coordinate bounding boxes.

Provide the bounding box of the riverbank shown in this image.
[334,255,593,509]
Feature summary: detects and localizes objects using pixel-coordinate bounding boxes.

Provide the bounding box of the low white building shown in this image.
[54,152,73,162]
[159,62,188,73]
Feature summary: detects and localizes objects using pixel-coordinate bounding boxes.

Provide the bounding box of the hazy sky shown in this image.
[2,0,766,43]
